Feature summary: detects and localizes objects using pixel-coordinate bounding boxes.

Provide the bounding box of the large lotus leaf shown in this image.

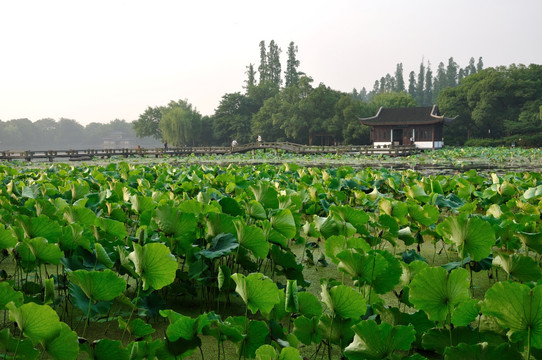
[375,307,434,347]
[63,205,97,226]
[321,283,366,319]
[298,292,323,318]
[18,215,62,243]
[443,342,523,360]
[250,182,279,210]
[337,249,388,285]
[238,320,270,359]
[329,205,369,234]
[129,195,156,214]
[231,272,280,315]
[517,231,542,254]
[96,218,128,240]
[234,219,269,259]
[0,328,40,360]
[493,253,542,282]
[371,250,402,294]
[278,347,302,360]
[451,299,480,327]
[160,311,198,342]
[408,204,439,227]
[482,281,542,347]
[293,315,322,345]
[344,320,415,360]
[524,185,542,201]
[324,235,347,264]
[69,282,113,315]
[44,322,79,360]
[7,302,61,344]
[270,209,296,239]
[247,200,267,220]
[199,233,238,259]
[219,197,244,217]
[436,213,495,261]
[0,282,23,310]
[255,344,277,360]
[19,237,64,265]
[93,338,129,360]
[154,205,197,239]
[421,326,488,354]
[69,269,126,302]
[61,223,92,252]
[0,225,17,250]
[409,267,470,322]
[319,314,356,346]
[205,212,236,239]
[129,243,178,291]
[117,317,156,338]
[406,184,430,203]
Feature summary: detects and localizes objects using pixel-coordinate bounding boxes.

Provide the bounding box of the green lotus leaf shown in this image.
[0,224,17,250]
[0,282,23,310]
[96,217,128,240]
[371,250,402,295]
[278,347,302,360]
[61,223,92,252]
[44,322,79,360]
[238,320,269,359]
[219,197,244,216]
[524,185,542,200]
[321,283,366,319]
[324,235,347,264]
[231,272,280,315]
[493,253,542,282]
[154,205,197,239]
[129,243,178,291]
[18,237,64,265]
[337,249,388,285]
[0,328,39,360]
[247,200,267,220]
[421,326,482,354]
[117,317,155,338]
[205,212,236,239]
[95,242,115,268]
[69,269,126,302]
[408,204,439,226]
[18,215,62,243]
[318,314,356,346]
[44,278,55,305]
[63,205,97,226]
[129,195,156,214]
[7,302,61,344]
[293,315,322,345]
[160,311,201,342]
[406,184,430,203]
[329,205,369,234]
[451,299,480,327]
[250,182,279,210]
[482,281,542,347]
[344,320,415,360]
[318,216,341,239]
[234,219,269,259]
[218,265,231,291]
[93,338,129,360]
[517,231,542,254]
[409,267,470,322]
[298,292,323,318]
[375,307,434,347]
[285,279,299,313]
[436,213,495,261]
[255,344,276,360]
[200,233,238,260]
[270,209,296,239]
[443,342,523,360]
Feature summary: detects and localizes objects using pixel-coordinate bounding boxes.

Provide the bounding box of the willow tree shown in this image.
[159,100,202,147]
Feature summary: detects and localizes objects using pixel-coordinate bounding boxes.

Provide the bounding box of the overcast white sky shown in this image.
[1,0,541,125]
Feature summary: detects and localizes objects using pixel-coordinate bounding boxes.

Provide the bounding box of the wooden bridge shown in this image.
[0,142,419,162]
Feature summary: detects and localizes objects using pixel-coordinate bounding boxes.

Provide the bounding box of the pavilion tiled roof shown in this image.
[359,105,455,126]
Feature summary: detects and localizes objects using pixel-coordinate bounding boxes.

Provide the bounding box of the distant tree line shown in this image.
[136,41,527,147]
[2,40,540,149]
[0,119,160,151]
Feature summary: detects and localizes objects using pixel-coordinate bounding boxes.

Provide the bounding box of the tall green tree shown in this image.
[476,57,484,72]
[372,92,417,108]
[424,64,433,106]
[267,40,282,87]
[244,63,257,92]
[408,71,416,99]
[395,63,405,92]
[466,57,477,76]
[213,92,254,145]
[159,100,202,146]
[446,57,458,87]
[416,61,425,105]
[284,41,300,88]
[258,40,268,84]
[133,106,163,140]
[433,62,447,103]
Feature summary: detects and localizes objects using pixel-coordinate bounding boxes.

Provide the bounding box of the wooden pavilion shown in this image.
[359,105,455,149]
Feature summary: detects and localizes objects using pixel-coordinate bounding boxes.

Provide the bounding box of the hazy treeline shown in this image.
[0,118,161,151]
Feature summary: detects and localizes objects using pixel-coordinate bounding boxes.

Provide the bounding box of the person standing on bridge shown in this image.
[257,134,262,146]
[231,139,237,151]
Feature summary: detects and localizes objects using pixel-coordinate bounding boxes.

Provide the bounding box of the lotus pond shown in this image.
[2,148,542,359]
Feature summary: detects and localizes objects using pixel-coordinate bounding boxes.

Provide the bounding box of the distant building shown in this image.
[102,131,136,149]
[359,105,456,149]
